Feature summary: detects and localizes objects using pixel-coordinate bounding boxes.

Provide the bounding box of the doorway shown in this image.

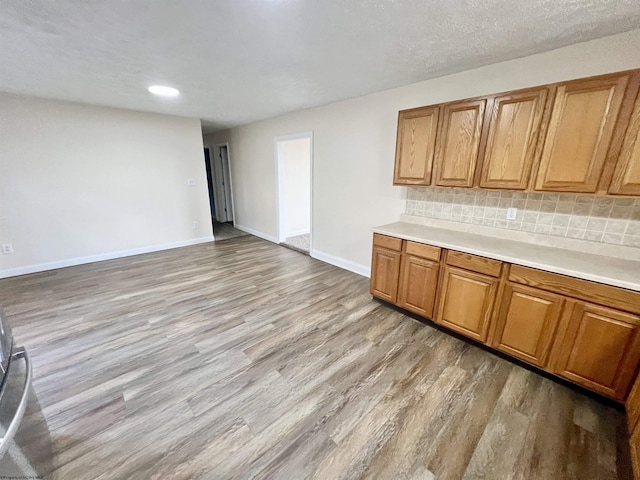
[275,132,312,254]
[209,144,234,224]
[203,148,216,224]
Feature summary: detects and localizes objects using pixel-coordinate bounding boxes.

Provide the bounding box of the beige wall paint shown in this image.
[279,137,311,237]
[0,93,212,277]
[212,29,640,276]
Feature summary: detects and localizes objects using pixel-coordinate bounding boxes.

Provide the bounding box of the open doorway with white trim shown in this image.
[209,143,244,241]
[275,132,312,255]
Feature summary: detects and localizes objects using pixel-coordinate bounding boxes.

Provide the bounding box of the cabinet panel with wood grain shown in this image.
[551,302,640,400]
[491,283,564,368]
[534,74,629,193]
[370,246,401,303]
[433,99,486,187]
[393,106,440,185]
[480,88,549,190]
[610,84,640,195]
[397,254,439,318]
[435,265,498,342]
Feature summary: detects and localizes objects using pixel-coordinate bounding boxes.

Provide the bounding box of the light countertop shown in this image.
[373,222,640,292]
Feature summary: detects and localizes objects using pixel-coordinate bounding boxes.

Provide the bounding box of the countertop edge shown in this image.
[372,224,640,293]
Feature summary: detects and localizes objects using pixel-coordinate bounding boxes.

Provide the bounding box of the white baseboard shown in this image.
[310,249,370,278]
[285,229,310,238]
[233,224,278,243]
[0,236,214,279]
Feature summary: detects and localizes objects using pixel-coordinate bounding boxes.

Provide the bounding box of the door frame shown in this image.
[274,131,313,248]
[211,142,235,225]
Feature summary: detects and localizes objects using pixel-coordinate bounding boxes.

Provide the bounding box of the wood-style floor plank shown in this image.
[0,234,630,479]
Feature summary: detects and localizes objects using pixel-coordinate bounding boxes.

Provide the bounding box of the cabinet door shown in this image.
[370,246,401,303]
[433,99,486,187]
[627,374,640,434]
[631,427,640,480]
[436,265,498,342]
[610,87,640,195]
[535,75,629,192]
[393,107,439,185]
[480,89,548,190]
[397,254,439,319]
[491,284,564,368]
[552,302,640,400]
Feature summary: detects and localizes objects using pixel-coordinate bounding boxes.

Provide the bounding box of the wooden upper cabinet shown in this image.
[433,99,486,187]
[610,86,640,195]
[480,89,549,190]
[534,74,629,193]
[393,106,439,185]
[491,283,564,368]
[552,302,640,400]
[436,265,498,342]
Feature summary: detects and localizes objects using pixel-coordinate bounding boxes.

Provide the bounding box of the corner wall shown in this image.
[210,29,640,277]
[0,94,213,277]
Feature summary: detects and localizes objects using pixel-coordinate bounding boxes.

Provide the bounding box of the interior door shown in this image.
[219,146,234,223]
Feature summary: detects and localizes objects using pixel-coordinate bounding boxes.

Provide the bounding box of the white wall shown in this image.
[279,138,311,238]
[212,29,640,277]
[0,93,212,277]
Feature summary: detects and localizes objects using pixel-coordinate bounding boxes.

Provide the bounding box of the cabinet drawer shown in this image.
[509,264,640,316]
[405,241,441,261]
[446,250,502,277]
[373,233,402,251]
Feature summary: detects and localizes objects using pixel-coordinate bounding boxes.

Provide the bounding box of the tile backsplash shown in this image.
[405,187,640,248]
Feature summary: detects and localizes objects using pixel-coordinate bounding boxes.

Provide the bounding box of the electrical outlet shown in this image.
[187,179,197,186]
[506,208,518,220]
[2,244,14,254]
[192,221,199,229]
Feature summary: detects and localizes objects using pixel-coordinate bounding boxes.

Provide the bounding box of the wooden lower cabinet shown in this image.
[632,427,640,480]
[552,302,640,400]
[370,233,640,403]
[397,254,439,318]
[628,375,640,479]
[490,284,564,368]
[628,375,640,437]
[435,265,498,342]
[370,246,401,303]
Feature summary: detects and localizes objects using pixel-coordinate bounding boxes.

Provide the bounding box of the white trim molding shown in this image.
[233,224,278,243]
[0,236,214,279]
[274,131,313,247]
[285,229,310,238]
[310,249,370,278]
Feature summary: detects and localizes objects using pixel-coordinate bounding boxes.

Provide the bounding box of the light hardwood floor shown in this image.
[0,235,630,479]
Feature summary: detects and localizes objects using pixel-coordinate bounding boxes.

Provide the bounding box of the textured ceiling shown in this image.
[1,1,640,133]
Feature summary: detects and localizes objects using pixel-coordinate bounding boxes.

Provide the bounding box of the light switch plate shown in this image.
[187,179,197,186]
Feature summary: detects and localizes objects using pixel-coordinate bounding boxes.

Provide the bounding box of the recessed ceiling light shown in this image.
[148,85,180,97]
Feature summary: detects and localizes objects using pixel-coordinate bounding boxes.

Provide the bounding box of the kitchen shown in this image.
[2,2,640,479]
